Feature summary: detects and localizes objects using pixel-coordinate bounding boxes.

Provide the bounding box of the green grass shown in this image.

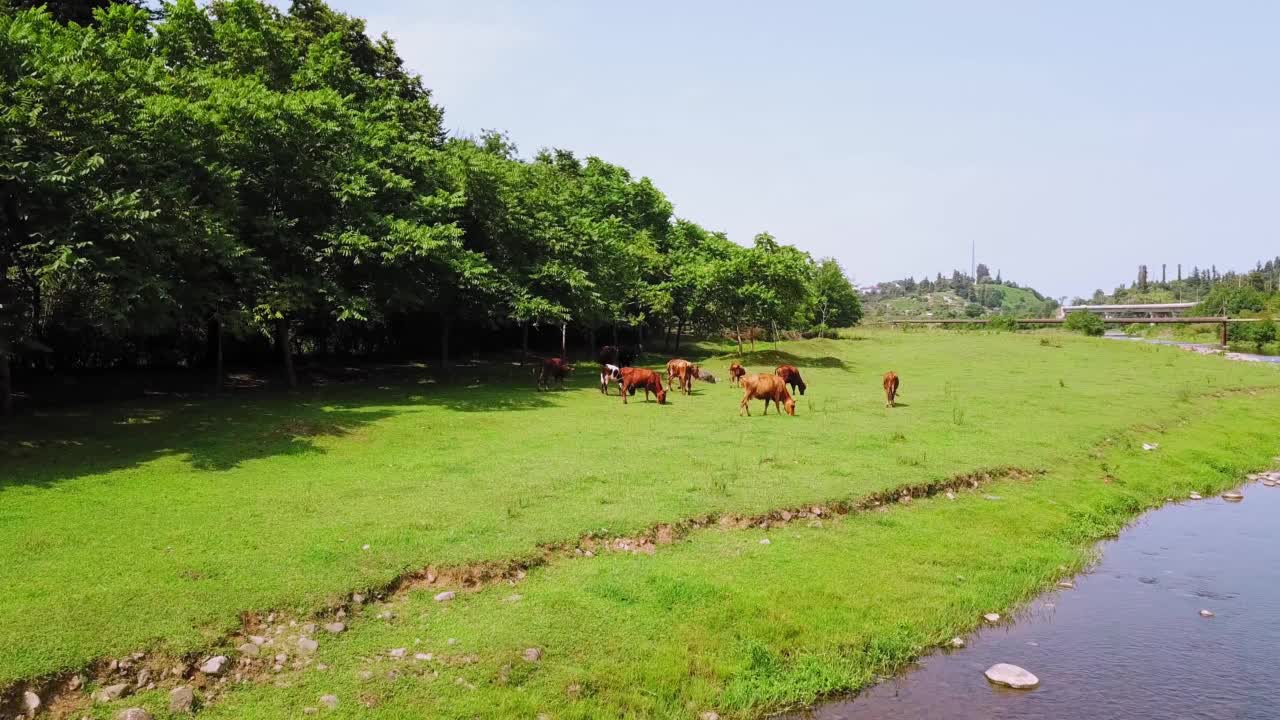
[3,330,1279,713]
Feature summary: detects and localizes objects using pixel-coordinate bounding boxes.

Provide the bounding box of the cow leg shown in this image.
[740,397,750,416]
[621,382,629,404]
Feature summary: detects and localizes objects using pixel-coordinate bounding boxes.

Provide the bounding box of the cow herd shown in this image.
[537,344,902,414]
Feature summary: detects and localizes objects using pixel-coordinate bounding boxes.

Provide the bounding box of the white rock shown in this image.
[1263,480,1276,487]
[700,713,720,720]
[297,637,318,654]
[983,613,1001,623]
[22,690,40,714]
[759,538,771,545]
[949,637,965,648]
[352,593,365,604]
[323,623,345,634]
[1200,609,1215,617]
[169,686,194,714]
[117,709,154,720]
[522,647,543,663]
[984,663,1040,689]
[362,544,371,551]
[249,635,267,645]
[1057,581,1074,589]
[1189,492,1202,500]
[1142,443,1159,451]
[389,648,407,658]
[434,591,456,602]
[301,623,317,635]
[945,491,957,500]
[320,694,338,709]
[238,642,260,657]
[1223,492,1244,502]
[200,656,227,675]
[414,653,431,661]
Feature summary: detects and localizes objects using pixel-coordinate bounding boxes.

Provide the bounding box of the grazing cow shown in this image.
[774,365,807,396]
[599,363,623,395]
[740,373,795,416]
[883,371,900,408]
[537,357,573,391]
[728,362,746,387]
[665,358,697,395]
[619,367,667,405]
[598,344,643,369]
[695,367,717,384]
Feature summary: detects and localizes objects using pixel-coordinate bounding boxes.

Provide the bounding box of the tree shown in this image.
[1064,311,1105,336]
[976,263,991,282]
[807,258,861,329]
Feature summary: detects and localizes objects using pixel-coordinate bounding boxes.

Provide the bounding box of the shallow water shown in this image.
[1104,331,1280,364]
[789,483,1280,720]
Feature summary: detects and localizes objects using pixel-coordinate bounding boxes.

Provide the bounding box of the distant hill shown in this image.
[863,267,1057,320]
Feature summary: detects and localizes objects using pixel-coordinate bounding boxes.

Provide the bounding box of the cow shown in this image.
[598,344,643,369]
[619,366,667,405]
[666,358,697,395]
[883,371,900,408]
[599,363,623,395]
[537,357,573,391]
[774,365,806,396]
[740,373,795,416]
[728,362,746,387]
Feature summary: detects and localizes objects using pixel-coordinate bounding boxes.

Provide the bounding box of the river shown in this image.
[1104,331,1280,364]
[787,482,1280,720]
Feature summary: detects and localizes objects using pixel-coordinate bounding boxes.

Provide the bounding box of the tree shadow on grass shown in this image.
[0,366,572,493]
[727,349,850,370]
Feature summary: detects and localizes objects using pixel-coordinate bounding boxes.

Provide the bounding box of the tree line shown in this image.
[1074,257,1280,309]
[0,0,862,415]
[864,265,1058,318]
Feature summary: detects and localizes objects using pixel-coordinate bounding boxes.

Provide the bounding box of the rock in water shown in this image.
[984,663,1040,689]
[1223,492,1244,502]
[983,613,1001,623]
[1057,581,1074,589]
[1200,609,1215,617]
[117,709,154,720]
[949,637,966,648]
[1189,492,1202,500]
[169,686,195,714]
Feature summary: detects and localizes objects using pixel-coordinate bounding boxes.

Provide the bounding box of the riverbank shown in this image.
[4,331,1280,718]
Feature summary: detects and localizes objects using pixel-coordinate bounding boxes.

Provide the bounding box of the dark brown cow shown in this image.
[740,373,795,416]
[728,362,746,387]
[774,365,806,396]
[619,367,667,404]
[883,371,900,407]
[537,357,573,391]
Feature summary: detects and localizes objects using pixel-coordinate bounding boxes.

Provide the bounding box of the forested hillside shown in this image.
[862,264,1057,320]
[0,0,860,414]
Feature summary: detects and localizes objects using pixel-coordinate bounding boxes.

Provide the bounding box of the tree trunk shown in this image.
[675,318,684,352]
[212,316,224,392]
[520,322,529,366]
[275,315,296,389]
[0,347,11,417]
[560,323,567,359]
[439,312,451,373]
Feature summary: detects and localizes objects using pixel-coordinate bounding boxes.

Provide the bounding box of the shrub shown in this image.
[1064,311,1105,336]
[988,314,1020,332]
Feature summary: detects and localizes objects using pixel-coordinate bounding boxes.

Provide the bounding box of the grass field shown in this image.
[3,329,1280,718]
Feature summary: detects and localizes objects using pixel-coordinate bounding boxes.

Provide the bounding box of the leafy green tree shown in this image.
[1064,311,1105,336]
[807,257,862,329]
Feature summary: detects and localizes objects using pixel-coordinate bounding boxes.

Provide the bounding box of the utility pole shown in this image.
[1161,264,1166,284]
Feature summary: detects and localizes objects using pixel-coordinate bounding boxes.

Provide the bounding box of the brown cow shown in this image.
[665,358,697,395]
[774,365,806,396]
[619,367,667,405]
[728,362,746,387]
[537,357,573,391]
[883,371,900,407]
[740,373,795,416]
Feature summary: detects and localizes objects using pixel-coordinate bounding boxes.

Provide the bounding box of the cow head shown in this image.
[783,396,796,415]
[656,386,667,404]
[797,381,806,396]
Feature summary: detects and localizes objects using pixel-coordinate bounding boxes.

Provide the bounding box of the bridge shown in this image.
[1055,302,1197,319]
[884,314,1257,347]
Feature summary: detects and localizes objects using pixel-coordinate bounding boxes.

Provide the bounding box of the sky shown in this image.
[303,1,1277,300]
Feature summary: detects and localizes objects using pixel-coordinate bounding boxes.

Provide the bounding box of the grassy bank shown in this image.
[3,330,1279,707]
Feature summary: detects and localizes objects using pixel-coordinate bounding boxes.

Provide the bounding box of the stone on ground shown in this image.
[759,538,771,545]
[984,663,1040,689]
[320,694,338,709]
[169,686,195,714]
[116,709,154,720]
[434,591,456,602]
[324,622,345,634]
[389,648,407,658]
[949,637,965,648]
[199,656,227,675]
[22,690,40,715]
[522,647,543,663]
[297,637,319,654]
[96,683,132,703]
[238,642,260,657]
[983,613,1001,623]
[700,713,720,720]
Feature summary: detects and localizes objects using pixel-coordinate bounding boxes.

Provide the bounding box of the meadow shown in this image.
[3,329,1279,718]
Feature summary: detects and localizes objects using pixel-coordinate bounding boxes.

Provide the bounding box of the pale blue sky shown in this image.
[309,1,1278,299]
